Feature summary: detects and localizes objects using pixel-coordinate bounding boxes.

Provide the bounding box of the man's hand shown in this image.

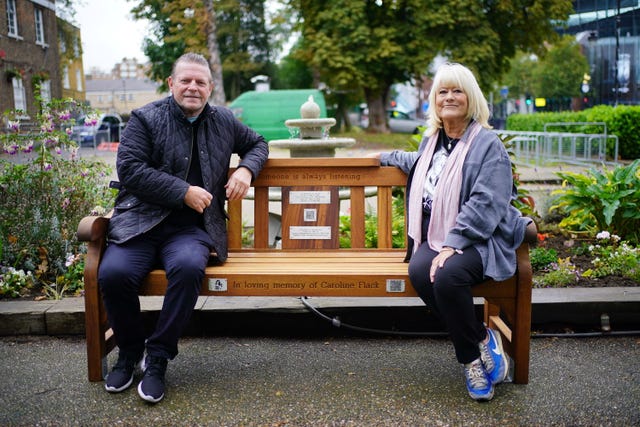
[184,185,213,213]
[225,167,252,200]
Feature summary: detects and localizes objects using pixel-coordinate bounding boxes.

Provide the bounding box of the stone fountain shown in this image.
[268,95,356,157]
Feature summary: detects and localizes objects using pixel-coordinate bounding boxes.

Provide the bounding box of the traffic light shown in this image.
[525,94,532,106]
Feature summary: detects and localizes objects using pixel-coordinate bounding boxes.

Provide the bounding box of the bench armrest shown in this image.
[523,219,538,246]
[77,211,112,243]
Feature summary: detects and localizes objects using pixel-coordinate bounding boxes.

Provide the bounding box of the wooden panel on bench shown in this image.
[140,251,518,299]
[79,157,533,386]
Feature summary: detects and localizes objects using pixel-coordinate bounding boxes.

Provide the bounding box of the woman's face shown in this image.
[435,85,468,124]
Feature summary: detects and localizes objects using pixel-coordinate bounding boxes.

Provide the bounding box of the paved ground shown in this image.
[0,334,638,426]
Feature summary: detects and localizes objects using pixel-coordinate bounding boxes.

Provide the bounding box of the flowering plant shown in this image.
[0,97,116,299]
[0,267,34,298]
[582,231,640,281]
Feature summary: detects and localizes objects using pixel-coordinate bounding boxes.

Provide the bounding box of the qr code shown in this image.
[304,208,317,222]
[386,279,405,293]
[209,278,227,292]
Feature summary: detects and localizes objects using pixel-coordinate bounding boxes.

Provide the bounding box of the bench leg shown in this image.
[484,298,530,384]
[85,282,107,381]
[83,243,109,382]
[512,285,532,384]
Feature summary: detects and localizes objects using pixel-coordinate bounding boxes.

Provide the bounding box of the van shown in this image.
[229,89,327,141]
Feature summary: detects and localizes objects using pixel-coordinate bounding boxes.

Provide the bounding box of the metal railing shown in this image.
[495,122,619,166]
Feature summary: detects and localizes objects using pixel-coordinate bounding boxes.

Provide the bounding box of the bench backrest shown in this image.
[227,158,408,250]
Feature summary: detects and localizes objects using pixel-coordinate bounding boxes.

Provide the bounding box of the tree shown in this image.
[533,35,589,104]
[215,0,273,99]
[129,0,274,101]
[502,52,538,101]
[204,0,226,105]
[293,0,574,133]
[500,36,590,111]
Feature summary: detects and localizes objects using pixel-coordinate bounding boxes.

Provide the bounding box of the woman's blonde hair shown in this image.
[425,62,491,136]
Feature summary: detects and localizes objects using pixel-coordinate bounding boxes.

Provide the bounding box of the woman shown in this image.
[372,63,530,401]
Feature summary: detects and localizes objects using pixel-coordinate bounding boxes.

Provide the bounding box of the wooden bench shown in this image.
[78,158,536,384]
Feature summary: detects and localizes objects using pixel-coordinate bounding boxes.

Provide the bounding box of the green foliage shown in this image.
[130,0,275,97]
[0,99,116,299]
[506,105,640,160]
[0,267,34,298]
[296,0,572,131]
[533,35,589,100]
[530,247,559,272]
[550,160,640,244]
[581,233,640,281]
[339,189,405,249]
[585,105,640,160]
[498,36,589,107]
[533,257,579,288]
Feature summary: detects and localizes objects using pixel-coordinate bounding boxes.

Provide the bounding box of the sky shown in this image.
[75,0,149,72]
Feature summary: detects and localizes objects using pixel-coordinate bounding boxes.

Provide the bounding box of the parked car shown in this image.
[71,113,124,146]
[387,110,424,134]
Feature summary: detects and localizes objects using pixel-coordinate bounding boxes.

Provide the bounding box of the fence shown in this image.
[495,122,619,166]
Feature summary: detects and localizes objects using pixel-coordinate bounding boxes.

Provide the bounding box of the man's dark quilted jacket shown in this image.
[107,96,268,261]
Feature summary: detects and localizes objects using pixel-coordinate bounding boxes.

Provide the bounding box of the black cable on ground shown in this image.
[299,297,640,339]
[299,296,448,337]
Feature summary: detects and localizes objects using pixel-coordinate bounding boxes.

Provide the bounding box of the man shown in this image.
[98,52,268,403]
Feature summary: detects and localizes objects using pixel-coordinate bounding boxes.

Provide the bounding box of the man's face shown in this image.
[168,61,214,117]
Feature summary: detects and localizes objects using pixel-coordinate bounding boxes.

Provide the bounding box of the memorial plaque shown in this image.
[281,186,339,249]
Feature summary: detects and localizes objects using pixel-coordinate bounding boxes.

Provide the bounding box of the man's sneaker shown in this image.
[464,358,494,401]
[479,327,509,384]
[137,355,168,403]
[104,352,142,393]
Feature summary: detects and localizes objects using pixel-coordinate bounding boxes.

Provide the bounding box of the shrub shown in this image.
[506,105,640,160]
[529,247,558,271]
[0,267,34,298]
[581,232,640,281]
[550,159,640,244]
[0,98,115,298]
[533,257,579,288]
[339,188,406,249]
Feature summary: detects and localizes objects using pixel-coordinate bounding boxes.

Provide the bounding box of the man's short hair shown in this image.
[171,52,212,81]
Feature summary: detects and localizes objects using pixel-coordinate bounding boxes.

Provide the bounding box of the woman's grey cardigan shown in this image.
[380,126,530,281]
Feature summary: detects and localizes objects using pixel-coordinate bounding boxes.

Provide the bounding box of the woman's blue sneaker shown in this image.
[464,358,494,401]
[479,327,509,384]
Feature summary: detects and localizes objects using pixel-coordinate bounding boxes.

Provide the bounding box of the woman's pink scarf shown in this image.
[407,121,482,252]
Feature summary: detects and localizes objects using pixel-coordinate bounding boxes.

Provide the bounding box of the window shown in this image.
[12,77,26,111]
[76,69,83,91]
[6,0,18,37]
[35,9,45,45]
[62,66,70,89]
[39,80,51,103]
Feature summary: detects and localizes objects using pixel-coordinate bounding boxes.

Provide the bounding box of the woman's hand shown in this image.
[429,247,458,281]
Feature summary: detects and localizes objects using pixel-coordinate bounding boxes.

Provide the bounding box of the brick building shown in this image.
[0,0,62,119]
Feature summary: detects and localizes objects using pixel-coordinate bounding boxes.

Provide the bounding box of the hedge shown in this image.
[506,105,640,160]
